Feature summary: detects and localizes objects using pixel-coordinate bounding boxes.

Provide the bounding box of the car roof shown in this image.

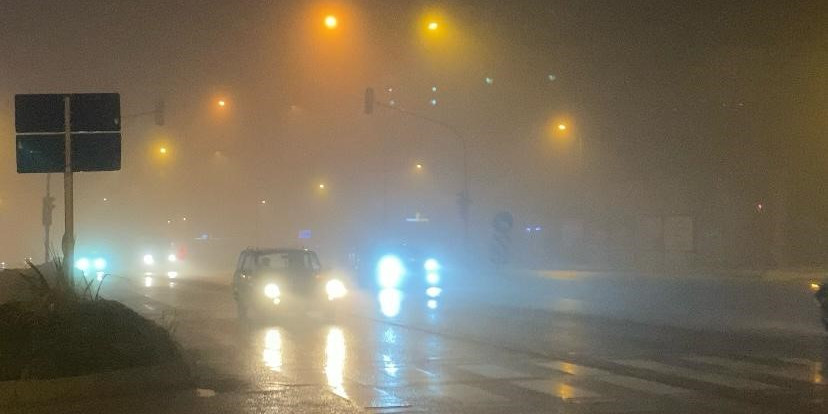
[245,248,315,255]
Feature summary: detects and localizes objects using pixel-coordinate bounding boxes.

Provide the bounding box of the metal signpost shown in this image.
[15,93,121,286]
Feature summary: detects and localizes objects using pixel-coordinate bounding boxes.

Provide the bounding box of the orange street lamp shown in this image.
[427,21,439,31]
[557,123,567,131]
[217,99,227,108]
[324,15,338,29]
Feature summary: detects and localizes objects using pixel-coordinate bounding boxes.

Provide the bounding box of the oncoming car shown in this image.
[232,248,348,319]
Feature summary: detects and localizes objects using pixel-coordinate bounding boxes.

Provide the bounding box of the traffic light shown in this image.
[154,99,165,126]
[364,88,374,114]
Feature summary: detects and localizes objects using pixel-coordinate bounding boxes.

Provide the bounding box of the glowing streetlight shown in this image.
[159,147,168,155]
[416,163,423,170]
[557,123,567,131]
[324,15,338,29]
[217,99,226,108]
[260,200,267,205]
[318,183,326,190]
[427,21,439,31]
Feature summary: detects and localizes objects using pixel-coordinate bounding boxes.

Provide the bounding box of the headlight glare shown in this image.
[424,258,440,272]
[264,283,281,299]
[326,279,348,300]
[143,254,155,266]
[378,255,405,288]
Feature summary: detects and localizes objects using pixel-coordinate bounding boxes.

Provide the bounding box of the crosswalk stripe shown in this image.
[513,380,601,400]
[538,361,692,396]
[438,384,509,404]
[615,359,779,390]
[458,364,527,379]
[686,356,825,385]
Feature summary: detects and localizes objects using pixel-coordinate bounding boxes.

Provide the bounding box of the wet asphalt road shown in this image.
[18,270,828,413]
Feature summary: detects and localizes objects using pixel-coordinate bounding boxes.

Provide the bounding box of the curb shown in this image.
[0,361,192,407]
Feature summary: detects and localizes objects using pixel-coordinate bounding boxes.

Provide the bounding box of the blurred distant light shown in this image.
[426,286,442,298]
[526,227,532,232]
[548,74,557,81]
[159,147,167,154]
[431,86,438,92]
[182,217,187,221]
[217,99,226,107]
[103,197,108,202]
[485,77,494,85]
[535,226,542,231]
[389,99,396,106]
[427,299,438,310]
[75,257,90,272]
[144,276,153,287]
[319,183,326,189]
[427,21,439,31]
[416,163,423,170]
[430,98,438,106]
[260,200,267,204]
[557,123,567,131]
[386,87,393,93]
[324,15,338,29]
[168,254,177,263]
[143,254,155,266]
[167,271,178,279]
[424,258,440,272]
[93,258,107,271]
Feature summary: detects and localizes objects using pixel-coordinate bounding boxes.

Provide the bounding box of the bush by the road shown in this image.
[0,261,183,381]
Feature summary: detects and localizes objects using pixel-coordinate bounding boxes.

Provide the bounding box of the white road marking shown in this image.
[615,359,778,390]
[538,361,691,396]
[686,355,825,385]
[513,379,601,400]
[458,364,527,379]
[438,384,509,404]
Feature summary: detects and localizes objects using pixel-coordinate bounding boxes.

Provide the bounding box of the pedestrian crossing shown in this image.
[364,353,826,410]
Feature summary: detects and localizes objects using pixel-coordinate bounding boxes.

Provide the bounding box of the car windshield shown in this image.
[256,251,306,272]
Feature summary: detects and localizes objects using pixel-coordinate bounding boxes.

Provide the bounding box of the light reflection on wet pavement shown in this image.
[19,274,828,414]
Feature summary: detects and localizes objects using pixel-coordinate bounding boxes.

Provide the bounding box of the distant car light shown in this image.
[167,271,178,279]
[74,257,90,272]
[143,254,155,266]
[426,272,440,285]
[424,258,440,272]
[93,258,107,271]
[426,286,442,298]
[264,283,281,299]
[378,255,405,288]
[326,279,348,300]
[167,254,177,263]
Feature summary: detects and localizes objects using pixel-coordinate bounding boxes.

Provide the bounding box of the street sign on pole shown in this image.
[14,93,121,285]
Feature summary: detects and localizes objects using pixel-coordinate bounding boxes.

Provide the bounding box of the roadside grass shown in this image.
[0,259,184,381]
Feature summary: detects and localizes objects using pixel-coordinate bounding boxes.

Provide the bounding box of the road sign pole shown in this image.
[61,96,75,287]
[43,174,52,263]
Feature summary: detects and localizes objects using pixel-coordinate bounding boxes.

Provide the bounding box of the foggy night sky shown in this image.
[0,0,825,265]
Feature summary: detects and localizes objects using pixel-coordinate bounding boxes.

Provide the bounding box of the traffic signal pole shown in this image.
[62,96,75,287]
[364,88,471,258]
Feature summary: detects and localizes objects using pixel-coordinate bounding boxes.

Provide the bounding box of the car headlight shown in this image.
[93,258,107,271]
[424,258,440,272]
[326,279,348,301]
[143,254,155,266]
[75,257,90,272]
[264,283,281,299]
[377,255,405,288]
